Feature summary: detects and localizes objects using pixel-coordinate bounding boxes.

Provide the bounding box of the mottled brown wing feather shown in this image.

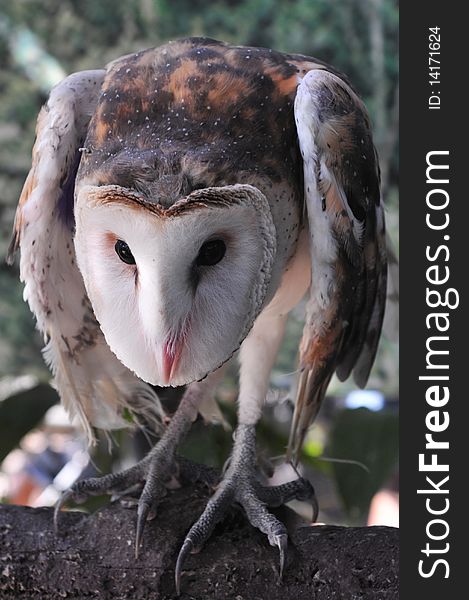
[288,69,387,462]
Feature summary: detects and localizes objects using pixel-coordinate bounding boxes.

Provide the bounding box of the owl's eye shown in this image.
[196,239,226,267]
[115,240,136,265]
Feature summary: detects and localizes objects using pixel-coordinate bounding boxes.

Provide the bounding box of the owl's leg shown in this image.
[175,312,317,594]
[54,370,223,551]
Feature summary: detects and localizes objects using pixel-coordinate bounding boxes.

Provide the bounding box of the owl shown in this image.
[8,38,387,591]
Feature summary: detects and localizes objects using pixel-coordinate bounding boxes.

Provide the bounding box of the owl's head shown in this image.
[74,184,277,386]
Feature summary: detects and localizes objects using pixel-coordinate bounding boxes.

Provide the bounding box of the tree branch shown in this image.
[0,483,398,599]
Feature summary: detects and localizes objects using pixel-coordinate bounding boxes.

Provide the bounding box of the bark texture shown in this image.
[0,483,398,599]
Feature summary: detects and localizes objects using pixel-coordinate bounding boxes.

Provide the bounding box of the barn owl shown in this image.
[8,38,387,591]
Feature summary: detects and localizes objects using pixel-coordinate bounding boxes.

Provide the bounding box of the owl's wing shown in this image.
[288,70,387,462]
[7,71,164,443]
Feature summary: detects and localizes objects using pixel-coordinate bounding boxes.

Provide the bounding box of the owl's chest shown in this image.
[251,175,304,268]
[262,225,311,318]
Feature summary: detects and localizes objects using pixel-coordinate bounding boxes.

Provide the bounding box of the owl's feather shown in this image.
[7,71,165,443]
[288,70,387,462]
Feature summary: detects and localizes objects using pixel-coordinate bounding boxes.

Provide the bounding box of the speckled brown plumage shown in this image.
[78,38,329,211]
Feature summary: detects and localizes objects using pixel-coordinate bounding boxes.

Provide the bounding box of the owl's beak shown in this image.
[162,339,182,384]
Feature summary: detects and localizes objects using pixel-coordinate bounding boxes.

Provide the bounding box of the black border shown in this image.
[400,3,465,595]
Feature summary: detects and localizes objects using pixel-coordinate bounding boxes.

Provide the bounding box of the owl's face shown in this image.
[74,184,276,386]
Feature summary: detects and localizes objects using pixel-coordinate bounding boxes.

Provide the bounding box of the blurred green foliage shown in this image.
[0,383,58,461]
[328,408,398,522]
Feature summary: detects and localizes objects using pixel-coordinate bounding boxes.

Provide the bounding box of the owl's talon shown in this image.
[175,537,194,596]
[311,491,319,523]
[276,533,288,580]
[53,460,150,535]
[53,484,96,534]
[53,489,74,534]
[135,500,151,558]
[175,424,313,594]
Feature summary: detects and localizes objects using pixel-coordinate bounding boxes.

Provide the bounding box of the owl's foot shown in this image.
[54,380,218,556]
[175,424,317,595]
[54,451,218,534]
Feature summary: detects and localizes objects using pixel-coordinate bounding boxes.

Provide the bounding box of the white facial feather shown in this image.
[75,184,277,387]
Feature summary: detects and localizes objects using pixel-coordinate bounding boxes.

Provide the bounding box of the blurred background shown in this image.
[0,0,398,527]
